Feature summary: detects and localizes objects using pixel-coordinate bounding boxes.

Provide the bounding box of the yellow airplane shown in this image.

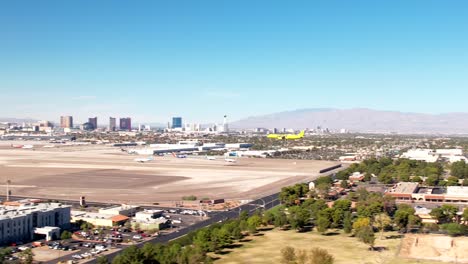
[267,130,305,140]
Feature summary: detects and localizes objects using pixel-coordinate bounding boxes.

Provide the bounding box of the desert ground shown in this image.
[214,229,464,264]
[400,234,468,263]
[0,141,339,204]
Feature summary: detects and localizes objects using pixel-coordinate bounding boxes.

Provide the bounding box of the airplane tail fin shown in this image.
[299,130,305,137]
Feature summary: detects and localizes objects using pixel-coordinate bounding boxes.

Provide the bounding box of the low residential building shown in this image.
[0,202,71,245]
[348,172,365,182]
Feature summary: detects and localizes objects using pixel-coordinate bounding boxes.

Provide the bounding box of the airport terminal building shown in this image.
[0,202,71,245]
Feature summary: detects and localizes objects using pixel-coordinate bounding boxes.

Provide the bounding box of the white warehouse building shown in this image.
[0,202,71,245]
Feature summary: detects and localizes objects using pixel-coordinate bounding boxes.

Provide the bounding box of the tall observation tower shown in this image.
[223,115,229,132]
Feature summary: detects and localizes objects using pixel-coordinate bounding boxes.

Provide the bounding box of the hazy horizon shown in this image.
[1,1,468,123]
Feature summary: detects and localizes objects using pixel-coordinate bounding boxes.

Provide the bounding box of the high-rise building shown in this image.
[223,115,229,132]
[109,117,116,131]
[120,117,132,131]
[172,117,182,129]
[60,116,73,128]
[88,117,97,130]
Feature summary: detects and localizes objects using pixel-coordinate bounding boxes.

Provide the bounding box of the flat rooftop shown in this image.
[389,182,419,194]
[0,203,70,220]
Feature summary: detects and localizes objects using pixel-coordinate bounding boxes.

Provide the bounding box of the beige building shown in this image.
[98,205,139,217]
[71,211,129,227]
[60,116,73,128]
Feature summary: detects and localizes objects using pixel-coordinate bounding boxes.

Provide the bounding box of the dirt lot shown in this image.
[0,141,339,204]
[400,234,468,263]
[213,229,453,264]
[31,246,75,262]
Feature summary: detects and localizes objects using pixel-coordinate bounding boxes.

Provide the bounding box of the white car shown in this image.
[132,235,142,240]
[72,255,83,260]
[18,246,29,251]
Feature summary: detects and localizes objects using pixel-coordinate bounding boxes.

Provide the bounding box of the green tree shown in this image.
[247,215,262,234]
[274,211,288,228]
[280,246,296,264]
[288,206,310,231]
[331,199,352,228]
[61,230,72,240]
[355,226,376,250]
[18,248,34,264]
[451,160,467,178]
[316,216,330,234]
[340,180,349,189]
[425,176,438,186]
[0,248,12,263]
[373,213,392,239]
[309,247,334,264]
[316,183,331,198]
[412,176,423,183]
[463,208,468,223]
[279,184,309,205]
[430,205,458,224]
[343,211,353,234]
[80,221,94,231]
[352,217,370,231]
[447,176,460,186]
[97,256,110,264]
[263,210,276,226]
[394,204,415,231]
[441,223,468,237]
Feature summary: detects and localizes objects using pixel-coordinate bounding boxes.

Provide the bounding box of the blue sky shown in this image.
[1,0,467,124]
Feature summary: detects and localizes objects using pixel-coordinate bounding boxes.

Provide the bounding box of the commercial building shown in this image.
[172,117,182,129]
[120,118,132,131]
[109,117,116,131]
[71,211,129,227]
[88,117,97,130]
[386,182,468,204]
[133,210,169,231]
[400,149,466,163]
[0,202,71,245]
[98,205,139,217]
[60,116,73,128]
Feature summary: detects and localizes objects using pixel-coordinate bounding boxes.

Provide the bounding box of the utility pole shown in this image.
[6,180,11,201]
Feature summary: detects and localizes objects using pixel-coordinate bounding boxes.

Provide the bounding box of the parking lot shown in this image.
[41,208,208,263]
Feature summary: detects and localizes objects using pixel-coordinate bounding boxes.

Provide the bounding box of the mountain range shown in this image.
[230,108,468,134]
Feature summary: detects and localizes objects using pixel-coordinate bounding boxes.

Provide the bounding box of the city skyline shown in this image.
[1,1,468,122]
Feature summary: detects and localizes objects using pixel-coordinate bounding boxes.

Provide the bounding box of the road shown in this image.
[79,193,281,264]
[76,166,344,264]
[26,164,343,264]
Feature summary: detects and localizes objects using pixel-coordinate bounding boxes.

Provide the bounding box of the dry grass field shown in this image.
[0,141,339,204]
[213,229,463,264]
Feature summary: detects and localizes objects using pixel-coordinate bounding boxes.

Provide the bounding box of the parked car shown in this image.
[18,246,30,251]
[72,255,83,260]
